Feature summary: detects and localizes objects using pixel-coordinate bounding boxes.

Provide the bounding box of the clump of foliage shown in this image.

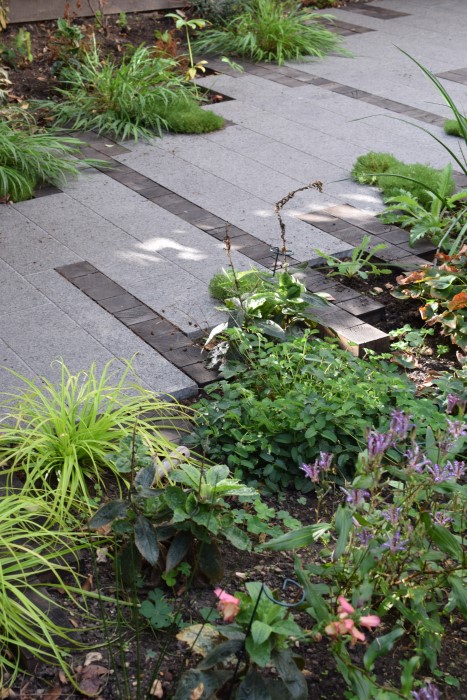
[0,359,195,516]
[49,17,90,75]
[444,116,467,138]
[351,151,455,208]
[40,43,224,141]
[193,0,344,65]
[380,164,467,248]
[0,495,90,683]
[208,268,330,342]
[262,413,466,697]
[0,27,33,68]
[209,268,274,302]
[89,441,256,585]
[316,234,391,279]
[0,63,10,103]
[0,110,97,202]
[394,246,467,352]
[189,330,447,490]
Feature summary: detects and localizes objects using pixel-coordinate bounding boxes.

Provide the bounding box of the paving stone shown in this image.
[332,323,389,357]
[337,295,385,322]
[98,292,141,313]
[114,305,158,326]
[160,345,206,367]
[182,362,219,387]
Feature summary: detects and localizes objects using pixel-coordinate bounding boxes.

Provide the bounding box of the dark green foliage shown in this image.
[351,151,455,208]
[193,0,344,65]
[189,332,446,491]
[0,112,95,202]
[40,44,223,141]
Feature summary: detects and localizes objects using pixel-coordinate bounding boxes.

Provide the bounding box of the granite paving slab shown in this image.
[0,0,465,396]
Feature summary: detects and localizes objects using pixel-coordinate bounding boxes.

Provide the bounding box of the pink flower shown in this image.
[214,588,240,623]
[359,615,381,630]
[338,596,355,615]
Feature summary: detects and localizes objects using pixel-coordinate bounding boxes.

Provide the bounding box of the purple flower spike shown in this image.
[367,430,392,459]
[342,488,370,507]
[389,409,413,441]
[382,530,408,553]
[412,683,440,700]
[446,460,465,479]
[355,528,373,546]
[446,393,466,414]
[405,443,432,473]
[426,463,452,483]
[446,419,467,440]
[382,505,402,525]
[301,461,321,483]
[318,452,333,472]
[434,511,452,526]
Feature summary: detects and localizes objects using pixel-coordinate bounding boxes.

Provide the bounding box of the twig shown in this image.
[274,181,323,263]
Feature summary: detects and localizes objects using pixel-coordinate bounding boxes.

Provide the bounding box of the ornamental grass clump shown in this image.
[0,110,96,202]
[193,0,344,65]
[0,359,195,517]
[40,43,224,141]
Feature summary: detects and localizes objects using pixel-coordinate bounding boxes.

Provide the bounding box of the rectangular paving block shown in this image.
[182,362,220,387]
[114,305,158,326]
[337,295,385,323]
[98,293,142,314]
[333,323,389,357]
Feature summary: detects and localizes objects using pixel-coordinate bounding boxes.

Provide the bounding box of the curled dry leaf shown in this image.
[191,683,204,700]
[84,652,103,667]
[75,665,109,697]
[43,687,62,700]
[95,547,108,564]
[149,680,164,698]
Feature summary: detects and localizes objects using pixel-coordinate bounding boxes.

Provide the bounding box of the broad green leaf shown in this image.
[198,542,223,583]
[245,636,272,667]
[364,627,405,671]
[251,620,273,645]
[223,525,251,551]
[334,506,353,559]
[165,531,192,573]
[134,465,156,489]
[174,669,230,700]
[134,515,159,566]
[449,575,467,617]
[258,523,330,551]
[422,514,464,562]
[295,561,328,623]
[198,639,243,670]
[236,670,270,700]
[272,649,308,700]
[88,500,129,529]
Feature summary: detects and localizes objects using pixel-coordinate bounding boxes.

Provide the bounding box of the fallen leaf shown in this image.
[58,671,67,684]
[176,624,221,657]
[149,680,164,698]
[43,687,62,700]
[84,652,103,667]
[191,683,204,700]
[75,665,109,697]
[82,574,94,592]
[95,547,108,564]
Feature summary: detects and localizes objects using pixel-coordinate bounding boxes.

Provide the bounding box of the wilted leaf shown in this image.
[75,665,109,697]
[84,652,103,667]
[150,680,164,698]
[176,624,221,657]
[190,683,204,700]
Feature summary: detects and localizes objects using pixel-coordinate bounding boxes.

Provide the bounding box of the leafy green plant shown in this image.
[176,581,307,699]
[389,323,434,354]
[444,116,467,139]
[117,11,128,32]
[0,359,195,516]
[89,449,256,584]
[233,498,301,540]
[49,18,87,75]
[394,246,467,351]
[0,63,9,103]
[166,13,209,83]
[189,331,447,490]
[208,268,331,343]
[380,164,467,247]
[263,413,466,697]
[316,235,391,279]
[209,267,274,302]
[193,0,344,65]
[40,42,224,141]
[351,151,455,208]
[140,588,182,629]
[0,109,101,202]
[189,0,245,25]
[0,495,92,684]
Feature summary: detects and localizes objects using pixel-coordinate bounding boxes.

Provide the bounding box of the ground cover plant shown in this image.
[394,245,467,352]
[193,0,344,65]
[40,42,224,141]
[189,329,447,491]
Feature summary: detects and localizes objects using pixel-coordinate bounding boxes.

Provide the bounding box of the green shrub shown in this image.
[189,0,246,25]
[0,111,95,202]
[40,43,224,141]
[351,152,455,208]
[188,331,446,491]
[193,0,344,65]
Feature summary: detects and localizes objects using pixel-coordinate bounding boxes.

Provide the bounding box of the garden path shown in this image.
[0,0,466,399]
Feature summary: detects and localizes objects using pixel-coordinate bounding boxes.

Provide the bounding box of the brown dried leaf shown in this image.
[43,687,62,700]
[149,680,164,698]
[191,683,204,700]
[82,574,93,592]
[75,665,109,697]
[84,652,103,667]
